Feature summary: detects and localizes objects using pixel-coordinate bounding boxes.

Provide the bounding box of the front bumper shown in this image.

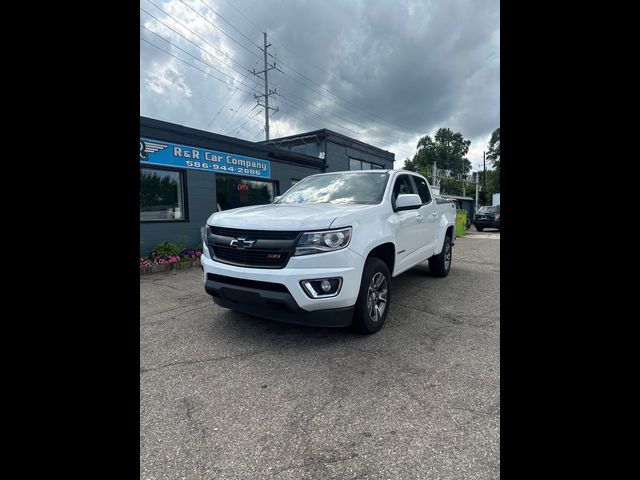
[205,275,354,327]
[473,219,500,229]
[200,247,365,325]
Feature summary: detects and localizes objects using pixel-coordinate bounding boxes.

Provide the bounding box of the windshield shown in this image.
[276,172,389,205]
[477,206,496,214]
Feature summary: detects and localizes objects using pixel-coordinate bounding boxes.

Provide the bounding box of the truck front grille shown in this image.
[207,227,301,269]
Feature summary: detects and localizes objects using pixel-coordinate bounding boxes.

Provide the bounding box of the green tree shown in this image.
[486,127,500,189]
[405,128,472,177]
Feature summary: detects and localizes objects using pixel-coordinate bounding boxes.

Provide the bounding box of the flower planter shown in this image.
[140,259,201,275]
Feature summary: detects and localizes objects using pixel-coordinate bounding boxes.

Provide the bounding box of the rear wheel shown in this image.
[351,257,391,334]
[429,235,452,277]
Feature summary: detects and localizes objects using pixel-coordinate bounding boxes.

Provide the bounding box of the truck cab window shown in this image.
[412,176,432,204]
[393,175,415,201]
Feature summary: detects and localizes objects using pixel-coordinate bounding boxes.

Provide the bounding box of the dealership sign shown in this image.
[140,138,271,178]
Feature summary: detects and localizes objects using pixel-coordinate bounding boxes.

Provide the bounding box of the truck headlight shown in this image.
[201,225,208,246]
[294,227,352,256]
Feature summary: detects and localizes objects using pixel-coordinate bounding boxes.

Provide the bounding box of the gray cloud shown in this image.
[140,0,499,167]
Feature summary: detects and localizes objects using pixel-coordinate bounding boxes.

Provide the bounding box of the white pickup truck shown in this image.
[201,169,457,334]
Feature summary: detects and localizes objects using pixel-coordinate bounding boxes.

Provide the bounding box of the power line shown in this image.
[142,57,262,137]
[206,87,239,129]
[220,0,263,35]
[161,0,421,141]
[273,83,412,149]
[219,92,255,132]
[141,3,260,88]
[140,36,250,93]
[201,1,428,137]
[140,8,420,158]
[228,103,265,132]
[223,103,259,135]
[176,0,263,60]
[267,94,416,160]
[140,27,256,95]
[271,55,422,138]
[197,0,261,49]
[253,127,266,142]
[141,37,416,158]
[143,1,418,153]
[273,109,281,137]
[231,105,263,136]
[275,94,415,159]
[141,65,230,108]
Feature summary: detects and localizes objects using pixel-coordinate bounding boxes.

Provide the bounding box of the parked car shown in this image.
[200,170,457,334]
[473,205,500,231]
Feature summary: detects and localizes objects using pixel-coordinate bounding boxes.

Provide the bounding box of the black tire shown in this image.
[429,235,452,277]
[475,226,484,232]
[351,257,392,334]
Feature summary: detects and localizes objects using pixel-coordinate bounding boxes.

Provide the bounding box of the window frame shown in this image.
[140,165,189,223]
[390,173,418,211]
[409,175,433,206]
[215,173,280,211]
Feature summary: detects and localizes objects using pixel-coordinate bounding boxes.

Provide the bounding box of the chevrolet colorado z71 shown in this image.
[201,170,457,334]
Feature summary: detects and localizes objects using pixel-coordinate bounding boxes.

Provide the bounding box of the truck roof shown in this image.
[310,169,416,176]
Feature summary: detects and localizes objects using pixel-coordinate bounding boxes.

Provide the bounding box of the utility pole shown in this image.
[483,151,487,192]
[432,161,437,186]
[475,171,479,211]
[251,32,279,141]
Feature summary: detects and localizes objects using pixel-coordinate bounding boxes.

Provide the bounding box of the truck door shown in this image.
[411,175,438,255]
[391,174,423,271]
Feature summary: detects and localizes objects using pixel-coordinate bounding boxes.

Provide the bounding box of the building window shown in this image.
[140,168,186,221]
[349,158,382,170]
[216,175,277,211]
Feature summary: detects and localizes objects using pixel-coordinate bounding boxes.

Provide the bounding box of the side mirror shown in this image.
[396,194,422,211]
[273,196,281,203]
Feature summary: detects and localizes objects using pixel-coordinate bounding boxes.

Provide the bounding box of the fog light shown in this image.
[301,278,342,298]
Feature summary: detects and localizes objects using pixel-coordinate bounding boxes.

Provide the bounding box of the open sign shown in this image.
[237,184,250,191]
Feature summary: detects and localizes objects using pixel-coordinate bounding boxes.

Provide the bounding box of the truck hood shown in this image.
[208,203,377,231]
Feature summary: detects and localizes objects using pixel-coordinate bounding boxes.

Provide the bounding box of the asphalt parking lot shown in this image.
[140,229,500,479]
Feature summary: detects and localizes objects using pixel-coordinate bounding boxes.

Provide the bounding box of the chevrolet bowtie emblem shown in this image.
[229,237,255,248]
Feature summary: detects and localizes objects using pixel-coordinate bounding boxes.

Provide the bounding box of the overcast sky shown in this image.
[140,0,499,171]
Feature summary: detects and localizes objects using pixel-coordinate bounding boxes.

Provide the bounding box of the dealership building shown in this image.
[140,117,395,256]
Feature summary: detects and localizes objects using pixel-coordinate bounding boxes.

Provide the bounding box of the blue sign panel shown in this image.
[140,137,271,179]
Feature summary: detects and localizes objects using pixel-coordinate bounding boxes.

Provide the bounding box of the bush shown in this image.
[179,248,202,259]
[141,241,202,270]
[151,241,180,259]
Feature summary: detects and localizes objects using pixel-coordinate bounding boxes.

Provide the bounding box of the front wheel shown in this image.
[429,235,452,277]
[351,257,392,334]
